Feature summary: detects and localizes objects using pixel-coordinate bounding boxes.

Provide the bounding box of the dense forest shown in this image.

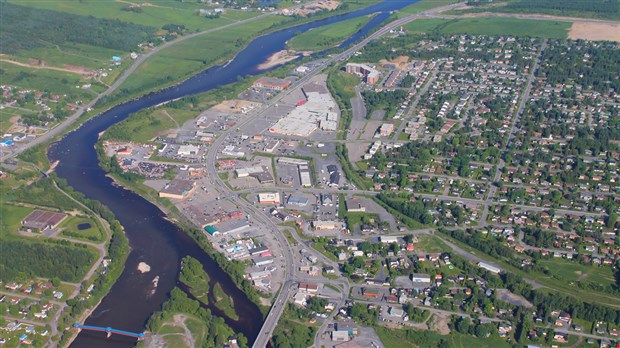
[0,3,156,54]
[0,239,95,282]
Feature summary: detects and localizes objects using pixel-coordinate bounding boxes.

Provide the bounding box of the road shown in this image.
[1,12,272,162]
[200,3,469,347]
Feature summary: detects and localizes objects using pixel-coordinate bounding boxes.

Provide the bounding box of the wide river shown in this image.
[49,1,416,346]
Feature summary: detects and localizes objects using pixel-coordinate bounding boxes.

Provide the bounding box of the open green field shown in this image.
[405,18,570,39]
[376,325,512,348]
[416,234,450,253]
[288,15,373,51]
[397,0,460,15]
[9,0,248,32]
[538,258,616,289]
[0,203,33,236]
[0,63,94,99]
[111,14,290,98]
[59,215,105,242]
[5,43,125,70]
[103,107,197,143]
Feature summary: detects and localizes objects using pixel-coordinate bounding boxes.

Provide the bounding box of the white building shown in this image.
[478,261,501,274]
[258,192,281,204]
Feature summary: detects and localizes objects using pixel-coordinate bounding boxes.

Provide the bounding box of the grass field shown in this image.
[538,258,616,289]
[104,107,197,143]
[0,203,34,236]
[397,0,460,16]
[288,15,373,51]
[375,326,512,348]
[0,63,94,99]
[10,0,249,32]
[416,234,450,253]
[58,215,105,242]
[111,15,290,98]
[405,18,570,39]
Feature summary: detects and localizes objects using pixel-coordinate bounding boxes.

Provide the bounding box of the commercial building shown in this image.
[269,82,338,136]
[258,192,281,204]
[287,195,308,206]
[388,306,404,317]
[346,198,366,212]
[331,331,349,342]
[299,282,319,293]
[335,322,358,335]
[177,144,200,156]
[21,210,67,231]
[380,236,398,244]
[312,220,339,230]
[253,77,291,91]
[159,180,197,199]
[214,218,250,235]
[252,256,274,266]
[298,164,312,187]
[236,166,274,184]
[345,63,381,84]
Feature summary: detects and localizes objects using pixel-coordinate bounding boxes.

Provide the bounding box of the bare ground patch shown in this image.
[569,22,620,42]
[211,99,262,114]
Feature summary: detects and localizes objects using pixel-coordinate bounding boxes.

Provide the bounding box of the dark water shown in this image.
[77,223,91,230]
[49,1,416,347]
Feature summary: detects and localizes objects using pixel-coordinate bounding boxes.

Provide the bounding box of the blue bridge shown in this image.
[72,323,145,340]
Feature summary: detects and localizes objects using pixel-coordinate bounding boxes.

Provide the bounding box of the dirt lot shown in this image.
[211,99,262,114]
[569,22,620,42]
[380,55,410,69]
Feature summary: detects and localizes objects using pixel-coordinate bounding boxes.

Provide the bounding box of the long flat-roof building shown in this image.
[159,180,197,199]
[253,77,291,91]
[478,261,501,274]
[21,210,67,231]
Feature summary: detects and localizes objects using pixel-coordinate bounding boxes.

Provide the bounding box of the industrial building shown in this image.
[21,210,67,231]
[287,195,308,206]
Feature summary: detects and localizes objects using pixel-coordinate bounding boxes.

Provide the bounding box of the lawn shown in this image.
[59,215,105,242]
[416,234,450,253]
[405,18,570,39]
[375,326,512,348]
[288,15,373,52]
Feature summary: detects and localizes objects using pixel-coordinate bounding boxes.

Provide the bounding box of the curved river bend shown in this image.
[49,1,416,347]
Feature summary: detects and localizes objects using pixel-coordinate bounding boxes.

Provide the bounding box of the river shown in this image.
[48,1,416,347]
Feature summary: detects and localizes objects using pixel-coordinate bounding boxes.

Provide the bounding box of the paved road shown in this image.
[1,12,272,162]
